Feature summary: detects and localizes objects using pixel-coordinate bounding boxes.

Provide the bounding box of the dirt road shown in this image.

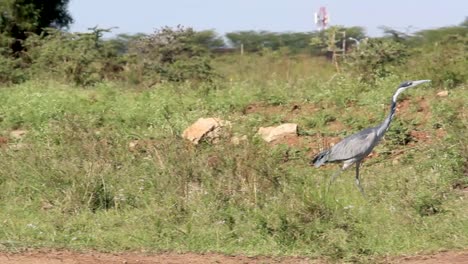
[0,249,467,263]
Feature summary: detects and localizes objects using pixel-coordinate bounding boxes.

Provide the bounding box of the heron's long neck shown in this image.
[376,88,404,137]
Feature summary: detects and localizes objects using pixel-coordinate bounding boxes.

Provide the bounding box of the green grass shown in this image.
[0,67,467,262]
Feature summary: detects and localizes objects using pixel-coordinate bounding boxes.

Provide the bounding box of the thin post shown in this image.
[342,31,346,57]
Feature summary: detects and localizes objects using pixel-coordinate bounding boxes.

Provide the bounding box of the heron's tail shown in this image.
[311,149,330,167]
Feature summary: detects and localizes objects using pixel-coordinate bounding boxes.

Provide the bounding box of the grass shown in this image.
[0,56,467,262]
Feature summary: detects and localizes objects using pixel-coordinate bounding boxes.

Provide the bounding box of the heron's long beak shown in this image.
[411,80,431,87]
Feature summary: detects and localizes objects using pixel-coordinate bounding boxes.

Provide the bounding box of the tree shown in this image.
[461,17,468,28]
[225,30,315,53]
[0,0,73,52]
[412,23,468,46]
[309,26,366,55]
[226,31,267,52]
[128,26,218,84]
[379,26,411,42]
[105,33,148,54]
[345,38,408,83]
[192,30,225,49]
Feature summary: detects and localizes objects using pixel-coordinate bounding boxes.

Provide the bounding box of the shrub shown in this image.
[345,39,408,83]
[406,34,467,88]
[0,51,26,84]
[0,34,27,84]
[23,27,122,85]
[127,25,219,86]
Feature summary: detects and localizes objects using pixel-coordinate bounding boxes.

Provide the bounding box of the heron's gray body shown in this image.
[312,80,431,195]
[314,126,380,168]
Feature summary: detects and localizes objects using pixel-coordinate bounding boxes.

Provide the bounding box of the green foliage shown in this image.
[191,29,225,49]
[412,192,443,216]
[226,30,316,54]
[406,34,467,88]
[0,72,465,259]
[310,26,366,54]
[345,38,408,83]
[412,19,468,46]
[226,30,273,52]
[105,33,148,54]
[23,27,121,85]
[309,26,341,52]
[0,20,467,261]
[0,0,72,52]
[128,26,219,85]
[0,49,25,83]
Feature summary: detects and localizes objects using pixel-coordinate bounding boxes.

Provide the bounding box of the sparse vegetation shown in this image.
[0,18,467,264]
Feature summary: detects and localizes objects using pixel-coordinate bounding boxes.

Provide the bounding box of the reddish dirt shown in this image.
[409,130,431,143]
[384,250,468,264]
[0,249,316,264]
[0,249,467,264]
[243,102,285,115]
[397,97,432,125]
[0,136,8,146]
[326,120,347,132]
[270,134,342,158]
[243,102,319,122]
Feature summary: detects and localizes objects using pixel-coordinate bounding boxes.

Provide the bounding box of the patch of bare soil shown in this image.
[271,134,342,159]
[399,97,434,127]
[1,249,467,264]
[384,250,468,264]
[243,102,319,122]
[0,136,8,147]
[326,120,347,132]
[0,249,316,264]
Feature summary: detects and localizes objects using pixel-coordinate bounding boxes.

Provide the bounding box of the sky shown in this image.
[69,0,467,37]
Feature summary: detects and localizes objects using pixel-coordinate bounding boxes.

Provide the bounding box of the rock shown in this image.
[128,140,140,152]
[41,200,54,211]
[10,130,27,139]
[436,90,448,97]
[128,139,160,154]
[8,143,29,151]
[257,123,298,142]
[230,135,248,145]
[182,118,231,144]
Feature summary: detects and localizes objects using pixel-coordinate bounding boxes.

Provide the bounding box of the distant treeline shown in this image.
[0,1,466,86]
[0,0,466,56]
[108,27,366,55]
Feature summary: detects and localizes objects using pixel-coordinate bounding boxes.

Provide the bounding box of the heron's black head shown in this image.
[398,80,431,89]
[398,81,413,88]
[392,80,431,102]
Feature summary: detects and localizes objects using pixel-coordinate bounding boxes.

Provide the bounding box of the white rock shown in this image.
[436,90,448,97]
[230,135,248,145]
[257,123,297,142]
[182,118,231,144]
[10,130,27,139]
[8,143,29,151]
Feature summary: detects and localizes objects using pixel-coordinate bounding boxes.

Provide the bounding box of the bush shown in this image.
[23,28,122,85]
[406,34,467,88]
[0,34,27,84]
[127,25,219,86]
[0,51,26,84]
[345,39,408,83]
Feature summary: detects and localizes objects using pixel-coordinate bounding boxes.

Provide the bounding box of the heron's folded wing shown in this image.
[327,128,378,162]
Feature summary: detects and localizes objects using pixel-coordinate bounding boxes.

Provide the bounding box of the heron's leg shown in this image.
[329,168,342,184]
[326,167,343,192]
[355,162,366,196]
[327,161,354,192]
